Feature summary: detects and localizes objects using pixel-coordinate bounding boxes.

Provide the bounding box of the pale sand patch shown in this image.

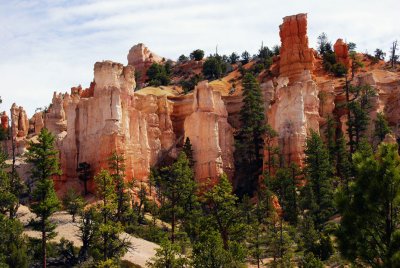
[18,205,158,267]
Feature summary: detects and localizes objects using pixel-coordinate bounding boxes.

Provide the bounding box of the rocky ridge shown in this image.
[4,13,400,192]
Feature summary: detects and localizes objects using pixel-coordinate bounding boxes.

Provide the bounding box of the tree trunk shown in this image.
[42,218,47,268]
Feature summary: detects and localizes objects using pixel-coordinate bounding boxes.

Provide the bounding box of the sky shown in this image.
[0,0,399,116]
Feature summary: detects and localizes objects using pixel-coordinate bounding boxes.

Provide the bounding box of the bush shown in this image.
[203,57,225,80]
[180,74,203,94]
[331,62,348,77]
[190,49,204,61]
[178,54,188,63]
[146,63,171,86]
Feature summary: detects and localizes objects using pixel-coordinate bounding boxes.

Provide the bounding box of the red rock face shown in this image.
[10,104,29,138]
[279,13,315,82]
[1,112,8,130]
[334,39,351,69]
[127,43,163,86]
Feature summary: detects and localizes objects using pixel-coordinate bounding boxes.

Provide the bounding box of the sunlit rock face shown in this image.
[184,81,234,183]
[279,13,315,84]
[334,39,351,69]
[47,60,234,191]
[127,43,163,86]
[10,103,29,138]
[266,14,320,167]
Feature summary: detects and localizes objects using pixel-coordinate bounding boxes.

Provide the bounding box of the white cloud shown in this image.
[0,0,399,116]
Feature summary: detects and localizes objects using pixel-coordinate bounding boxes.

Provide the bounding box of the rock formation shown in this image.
[279,13,315,83]
[127,43,163,86]
[30,112,44,135]
[334,39,351,69]
[184,81,234,182]
[266,14,321,167]
[45,59,233,191]
[10,104,29,138]
[1,112,8,130]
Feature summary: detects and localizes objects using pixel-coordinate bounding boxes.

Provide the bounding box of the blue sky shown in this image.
[0,0,399,116]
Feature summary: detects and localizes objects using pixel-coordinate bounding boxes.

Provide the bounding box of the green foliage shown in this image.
[146,63,171,86]
[229,52,239,64]
[235,73,267,195]
[77,162,91,196]
[0,215,29,268]
[92,169,131,263]
[373,48,386,63]
[146,239,188,268]
[374,112,391,143]
[270,165,301,225]
[0,150,25,218]
[301,252,324,268]
[190,49,204,61]
[241,51,250,64]
[62,188,85,222]
[317,33,331,56]
[302,131,334,229]
[178,54,189,63]
[25,128,61,267]
[203,174,246,253]
[182,137,195,169]
[180,74,203,94]
[202,56,226,80]
[347,84,376,148]
[331,62,347,77]
[337,143,400,267]
[108,151,130,224]
[158,152,196,243]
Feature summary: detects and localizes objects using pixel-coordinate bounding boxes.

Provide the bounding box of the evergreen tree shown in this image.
[192,230,237,268]
[347,84,376,149]
[325,116,337,166]
[335,135,352,191]
[108,151,129,224]
[92,169,131,263]
[0,214,29,268]
[302,131,334,229]
[62,188,85,222]
[159,152,195,243]
[77,162,91,196]
[374,112,391,144]
[337,143,400,267]
[182,137,195,169]
[77,207,97,262]
[236,73,267,195]
[25,128,61,268]
[146,239,188,268]
[203,174,245,251]
[270,164,301,225]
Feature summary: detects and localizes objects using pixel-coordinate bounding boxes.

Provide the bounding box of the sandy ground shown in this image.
[17,205,158,267]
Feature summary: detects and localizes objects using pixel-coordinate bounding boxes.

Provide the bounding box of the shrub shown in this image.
[146,63,171,86]
[331,62,348,77]
[190,49,204,61]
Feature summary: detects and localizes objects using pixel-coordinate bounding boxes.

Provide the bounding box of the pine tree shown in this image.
[302,131,334,229]
[159,152,195,243]
[108,151,129,224]
[236,73,267,195]
[92,169,131,263]
[337,143,400,267]
[336,135,352,191]
[146,239,188,268]
[203,174,245,251]
[77,162,91,196]
[62,188,85,222]
[182,137,195,169]
[25,128,61,268]
[270,164,301,225]
[374,112,391,144]
[347,84,376,150]
[0,214,29,268]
